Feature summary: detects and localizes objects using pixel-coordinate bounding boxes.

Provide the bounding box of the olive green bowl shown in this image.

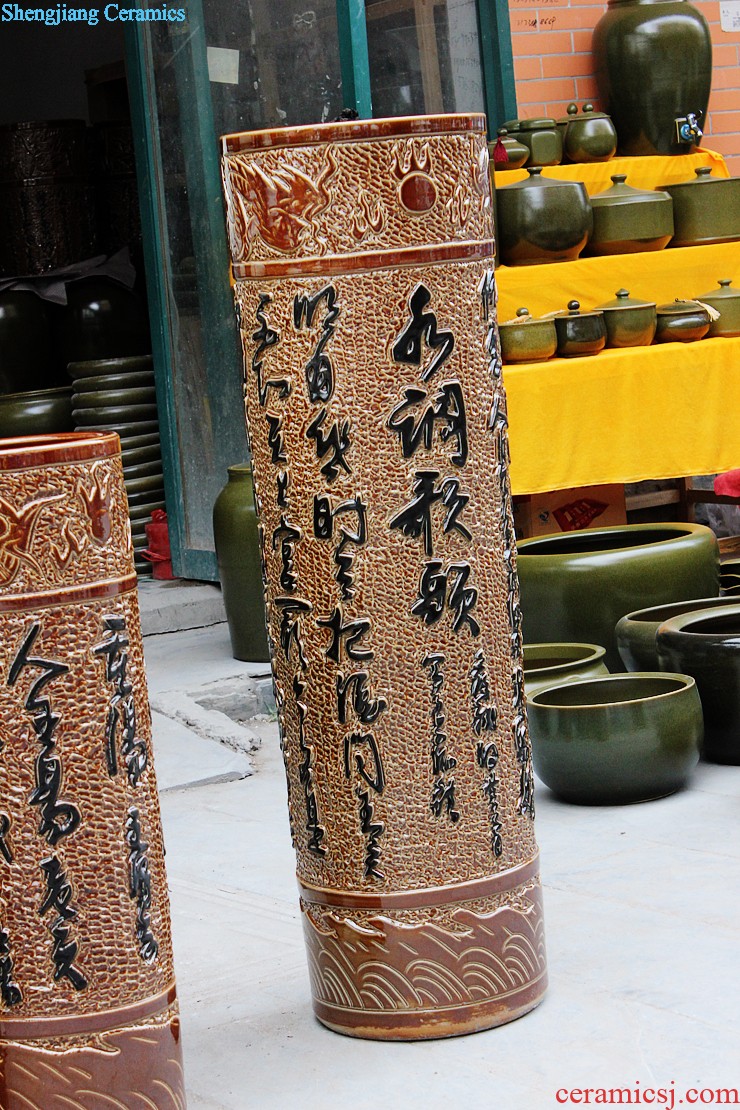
[121,443,162,467]
[72,386,157,407]
[122,459,163,481]
[523,642,608,697]
[656,605,740,764]
[616,596,740,671]
[67,355,153,380]
[127,500,166,522]
[528,673,703,804]
[72,403,159,424]
[517,522,720,672]
[0,386,74,437]
[73,370,155,391]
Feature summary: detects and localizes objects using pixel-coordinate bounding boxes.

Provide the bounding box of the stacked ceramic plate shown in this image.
[68,355,164,574]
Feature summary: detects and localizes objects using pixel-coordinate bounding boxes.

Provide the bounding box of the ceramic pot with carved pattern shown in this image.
[0,431,185,1107]
[221,114,547,1040]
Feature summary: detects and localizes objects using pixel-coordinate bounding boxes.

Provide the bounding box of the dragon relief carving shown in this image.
[224,150,338,260]
[350,191,385,243]
[0,469,115,585]
[0,491,64,587]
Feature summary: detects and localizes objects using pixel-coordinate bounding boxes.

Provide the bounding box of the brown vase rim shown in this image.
[232,239,495,281]
[0,431,120,470]
[222,113,487,154]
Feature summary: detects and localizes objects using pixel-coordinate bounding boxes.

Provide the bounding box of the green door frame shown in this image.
[124,3,246,582]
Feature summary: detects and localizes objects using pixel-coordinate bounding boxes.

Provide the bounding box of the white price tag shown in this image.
[719,0,740,31]
[207,46,240,85]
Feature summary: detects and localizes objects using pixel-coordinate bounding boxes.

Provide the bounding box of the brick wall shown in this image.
[508,0,740,173]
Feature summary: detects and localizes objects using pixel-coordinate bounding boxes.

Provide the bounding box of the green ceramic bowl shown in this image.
[0,386,74,437]
[517,523,721,672]
[656,604,740,764]
[126,481,165,503]
[121,445,162,468]
[122,459,163,481]
[72,387,157,408]
[67,355,153,380]
[118,431,161,451]
[72,370,155,392]
[80,420,160,438]
[125,470,164,497]
[528,672,703,804]
[616,596,740,671]
[127,501,166,522]
[73,403,159,424]
[523,642,608,697]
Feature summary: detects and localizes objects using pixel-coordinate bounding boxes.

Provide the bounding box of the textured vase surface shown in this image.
[0,432,185,1107]
[221,114,547,1040]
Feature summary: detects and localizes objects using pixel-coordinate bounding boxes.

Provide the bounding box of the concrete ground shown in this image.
[143,596,740,1110]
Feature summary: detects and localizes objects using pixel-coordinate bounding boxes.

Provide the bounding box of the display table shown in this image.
[493,148,739,498]
[495,240,739,323]
[493,148,729,196]
[505,335,740,495]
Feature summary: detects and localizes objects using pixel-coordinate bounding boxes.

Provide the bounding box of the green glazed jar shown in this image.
[593,0,712,156]
[213,463,270,663]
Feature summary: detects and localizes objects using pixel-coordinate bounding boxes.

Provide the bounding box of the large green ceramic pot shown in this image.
[592,0,712,157]
[523,642,608,697]
[0,386,74,437]
[616,595,739,670]
[656,605,740,763]
[528,673,702,803]
[497,168,592,265]
[517,523,720,672]
[213,464,270,663]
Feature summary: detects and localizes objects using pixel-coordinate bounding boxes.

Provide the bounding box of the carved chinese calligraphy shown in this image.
[0,432,185,1106]
[223,114,546,1039]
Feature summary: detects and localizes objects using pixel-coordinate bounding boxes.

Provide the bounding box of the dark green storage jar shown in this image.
[213,463,271,663]
[592,0,712,157]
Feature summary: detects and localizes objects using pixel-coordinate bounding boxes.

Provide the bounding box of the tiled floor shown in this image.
[147,622,740,1110]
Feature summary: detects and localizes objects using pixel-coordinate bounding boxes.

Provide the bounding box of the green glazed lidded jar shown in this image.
[563,103,618,163]
[694,279,740,337]
[213,463,270,662]
[498,307,558,363]
[587,174,674,255]
[502,117,562,167]
[595,289,657,347]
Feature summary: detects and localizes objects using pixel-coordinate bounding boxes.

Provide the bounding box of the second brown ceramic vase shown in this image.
[222,114,547,1040]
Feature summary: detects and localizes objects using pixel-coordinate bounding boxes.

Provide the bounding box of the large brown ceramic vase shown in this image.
[221,114,547,1040]
[0,433,185,1108]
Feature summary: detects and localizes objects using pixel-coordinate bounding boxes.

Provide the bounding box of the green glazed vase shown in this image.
[593,0,712,157]
[213,464,270,663]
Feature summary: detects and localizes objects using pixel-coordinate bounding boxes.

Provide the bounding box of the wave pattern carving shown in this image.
[303,895,546,1013]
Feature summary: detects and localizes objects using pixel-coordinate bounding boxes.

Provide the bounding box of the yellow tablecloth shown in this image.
[505,335,740,495]
[493,148,730,196]
[496,241,740,322]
